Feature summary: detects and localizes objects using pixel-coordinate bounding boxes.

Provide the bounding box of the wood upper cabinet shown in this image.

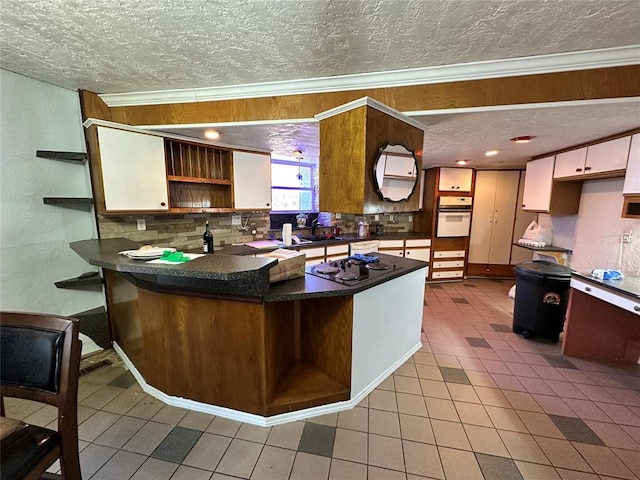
[232,151,272,210]
[623,134,640,194]
[93,126,169,213]
[522,156,582,215]
[438,168,473,192]
[553,147,588,179]
[469,170,520,265]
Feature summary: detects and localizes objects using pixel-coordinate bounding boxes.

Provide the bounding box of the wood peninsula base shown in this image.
[106,268,425,425]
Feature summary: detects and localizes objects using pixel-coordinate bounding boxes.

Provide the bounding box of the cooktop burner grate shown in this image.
[366,262,390,270]
[315,265,339,274]
[305,257,402,286]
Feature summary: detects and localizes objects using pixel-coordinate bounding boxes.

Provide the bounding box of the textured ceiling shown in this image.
[1,0,639,94]
[1,0,639,169]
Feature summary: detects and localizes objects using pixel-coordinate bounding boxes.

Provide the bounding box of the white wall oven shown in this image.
[436,196,473,237]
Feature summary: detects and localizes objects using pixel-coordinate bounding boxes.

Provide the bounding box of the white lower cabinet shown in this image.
[300,244,349,266]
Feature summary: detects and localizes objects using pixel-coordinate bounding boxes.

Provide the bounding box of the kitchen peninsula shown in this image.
[71,238,427,426]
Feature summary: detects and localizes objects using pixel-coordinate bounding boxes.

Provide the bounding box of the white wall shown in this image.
[0,70,104,315]
[539,178,640,275]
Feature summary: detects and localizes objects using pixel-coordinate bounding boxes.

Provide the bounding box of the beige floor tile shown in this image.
[236,423,271,443]
[369,408,401,438]
[3,397,43,420]
[215,438,262,478]
[532,394,576,417]
[125,395,164,420]
[102,388,146,415]
[515,460,562,480]
[81,385,128,410]
[446,383,481,403]
[178,410,216,432]
[563,398,611,422]
[454,401,493,427]
[289,452,331,480]
[425,397,460,422]
[211,474,245,480]
[498,430,550,464]
[434,354,462,368]
[612,448,640,478]
[503,390,544,413]
[465,370,498,388]
[398,414,434,445]
[368,466,407,480]
[121,421,172,455]
[394,375,423,395]
[533,436,591,472]
[206,416,242,437]
[394,362,419,378]
[403,440,443,479]
[171,465,213,480]
[585,420,640,450]
[151,404,189,425]
[431,418,471,450]
[328,459,367,480]
[413,351,437,365]
[369,389,398,412]
[378,375,396,391]
[23,404,58,427]
[368,433,405,471]
[94,415,147,448]
[78,410,121,442]
[420,379,451,400]
[266,421,304,450]
[396,393,428,417]
[438,446,483,479]
[474,386,511,407]
[92,449,146,480]
[517,410,564,438]
[250,445,295,480]
[337,406,369,432]
[485,405,528,433]
[416,364,444,380]
[79,443,118,479]
[182,433,232,471]
[332,428,368,463]
[308,412,339,427]
[573,443,636,479]
[131,457,178,480]
[465,424,510,457]
[555,469,599,480]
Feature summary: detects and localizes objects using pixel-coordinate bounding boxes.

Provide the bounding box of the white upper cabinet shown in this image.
[383,154,417,178]
[623,134,640,194]
[232,151,272,210]
[585,136,631,176]
[438,168,473,192]
[553,147,588,179]
[96,126,169,212]
[522,156,554,212]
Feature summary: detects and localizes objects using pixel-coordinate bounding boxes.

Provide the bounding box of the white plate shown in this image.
[121,247,176,259]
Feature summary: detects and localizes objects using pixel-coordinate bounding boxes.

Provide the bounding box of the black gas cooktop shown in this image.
[305,257,402,286]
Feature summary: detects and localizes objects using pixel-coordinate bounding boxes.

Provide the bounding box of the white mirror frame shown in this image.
[373,142,419,202]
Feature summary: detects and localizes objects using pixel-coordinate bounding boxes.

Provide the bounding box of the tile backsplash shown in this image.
[97,211,416,250]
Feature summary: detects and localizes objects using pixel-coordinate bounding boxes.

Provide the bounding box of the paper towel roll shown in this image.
[282,223,292,246]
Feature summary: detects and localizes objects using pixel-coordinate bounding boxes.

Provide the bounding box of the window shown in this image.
[271,159,317,212]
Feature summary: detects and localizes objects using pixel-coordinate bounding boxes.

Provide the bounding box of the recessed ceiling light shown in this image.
[204,130,220,140]
[293,150,303,156]
[456,159,470,165]
[485,150,499,156]
[510,136,535,144]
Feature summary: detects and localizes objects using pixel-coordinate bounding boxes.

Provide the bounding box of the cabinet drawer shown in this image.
[380,249,404,257]
[433,260,464,269]
[571,278,640,316]
[301,247,325,259]
[433,250,465,258]
[432,270,464,279]
[305,258,325,267]
[404,248,430,262]
[326,244,348,256]
[405,238,431,247]
[379,239,405,248]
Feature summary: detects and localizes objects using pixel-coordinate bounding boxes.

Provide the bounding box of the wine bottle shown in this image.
[203,220,214,254]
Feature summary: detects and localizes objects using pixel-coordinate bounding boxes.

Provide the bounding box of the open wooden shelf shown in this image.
[36,150,87,163]
[266,360,350,416]
[167,175,232,185]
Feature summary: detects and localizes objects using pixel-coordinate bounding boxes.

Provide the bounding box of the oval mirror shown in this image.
[373,142,419,202]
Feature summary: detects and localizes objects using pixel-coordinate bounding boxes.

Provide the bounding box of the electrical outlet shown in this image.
[231,214,242,226]
[622,231,633,243]
[408,214,413,222]
[136,219,146,231]
[335,213,342,219]
[374,214,379,221]
[389,214,395,222]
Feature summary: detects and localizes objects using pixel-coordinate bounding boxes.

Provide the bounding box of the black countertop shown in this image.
[71,238,429,302]
[571,272,640,300]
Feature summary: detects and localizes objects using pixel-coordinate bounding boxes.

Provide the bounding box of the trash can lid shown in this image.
[515,260,573,277]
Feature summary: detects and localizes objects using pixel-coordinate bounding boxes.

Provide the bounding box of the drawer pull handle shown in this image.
[635,306,640,312]
[585,287,592,292]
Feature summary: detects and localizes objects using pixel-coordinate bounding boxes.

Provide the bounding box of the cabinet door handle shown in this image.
[266,203,270,206]
[160,202,166,207]
[585,286,592,292]
[584,166,592,171]
[634,305,640,312]
[576,168,582,172]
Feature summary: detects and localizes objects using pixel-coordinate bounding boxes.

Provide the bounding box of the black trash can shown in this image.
[513,260,572,343]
